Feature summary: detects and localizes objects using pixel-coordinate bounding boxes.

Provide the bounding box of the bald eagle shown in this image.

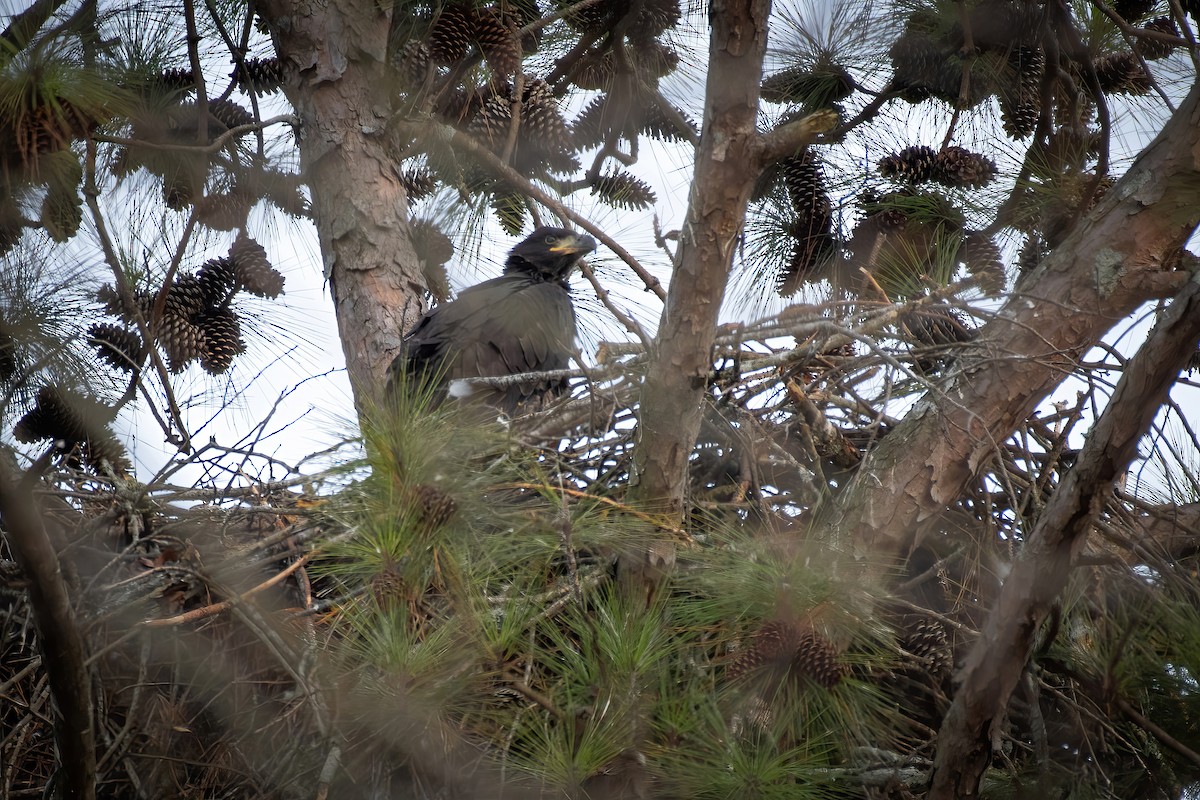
[387,226,597,410]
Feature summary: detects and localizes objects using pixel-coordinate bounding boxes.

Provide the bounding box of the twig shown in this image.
[82,138,192,451]
[502,481,688,536]
[141,553,312,627]
[398,117,667,300]
[94,114,300,155]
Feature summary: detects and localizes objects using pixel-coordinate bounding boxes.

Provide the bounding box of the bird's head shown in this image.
[504,227,597,282]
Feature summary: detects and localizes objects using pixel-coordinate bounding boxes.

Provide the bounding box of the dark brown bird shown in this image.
[387,226,596,409]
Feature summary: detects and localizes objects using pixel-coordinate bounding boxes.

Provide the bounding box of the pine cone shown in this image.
[198,308,245,374]
[41,185,83,242]
[903,305,977,347]
[727,620,798,681]
[437,86,482,126]
[83,428,131,475]
[779,149,831,218]
[890,27,959,105]
[761,64,855,106]
[901,616,952,679]
[474,6,521,78]
[208,99,254,130]
[401,167,438,201]
[960,232,1005,295]
[639,99,697,143]
[728,621,847,689]
[571,97,608,148]
[860,191,910,231]
[636,40,680,79]
[194,190,252,232]
[15,101,94,161]
[96,284,127,319]
[12,386,128,473]
[1137,17,1178,60]
[229,234,284,298]
[371,566,406,610]
[88,323,142,371]
[429,3,474,65]
[934,146,997,189]
[13,386,98,444]
[777,150,834,295]
[589,171,656,210]
[520,79,573,154]
[631,0,681,42]
[159,309,205,372]
[157,67,195,92]
[561,0,618,33]
[1018,235,1047,274]
[394,40,432,88]
[1093,51,1151,95]
[572,50,614,90]
[1000,46,1043,139]
[163,171,199,209]
[414,483,457,528]
[878,145,939,183]
[791,629,848,689]
[232,57,284,94]
[491,192,527,236]
[466,94,511,147]
[197,257,238,306]
[167,274,206,318]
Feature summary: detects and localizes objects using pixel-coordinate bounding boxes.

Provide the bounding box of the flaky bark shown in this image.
[927,270,1200,799]
[258,0,423,407]
[827,80,1200,560]
[1131,500,1200,558]
[629,0,771,523]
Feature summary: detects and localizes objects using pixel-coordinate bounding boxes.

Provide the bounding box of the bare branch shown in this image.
[927,271,1200,798]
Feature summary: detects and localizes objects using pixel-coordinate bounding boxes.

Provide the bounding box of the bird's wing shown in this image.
[454,279,576,379]
[397,276,576,391]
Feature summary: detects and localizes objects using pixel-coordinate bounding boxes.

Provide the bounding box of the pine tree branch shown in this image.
[399,117,667,301]
[754,109,838,168]
[82,138,193,451]
[826,79,1200,562]
[927,269,1200,799]
[626,0,771,542]
[1115,695,1200,770]
[0,0,69,54]
[94,115,300,154]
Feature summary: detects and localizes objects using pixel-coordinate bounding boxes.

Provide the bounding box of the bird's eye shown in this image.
[544,235,558,246]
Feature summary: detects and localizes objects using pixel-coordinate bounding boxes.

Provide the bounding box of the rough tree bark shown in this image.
[629,0,771,524]
[258,0,424,407]
[927,270,1200,798]
[827,79,1200,561]
[0,460,95,800]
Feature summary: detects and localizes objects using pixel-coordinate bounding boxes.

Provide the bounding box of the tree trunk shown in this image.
[927,270,1200,798]
[629,0,772,525]
[259,0,424,408]
[828,80,1200,561]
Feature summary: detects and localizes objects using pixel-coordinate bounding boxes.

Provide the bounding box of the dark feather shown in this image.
[387,226,596,410]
